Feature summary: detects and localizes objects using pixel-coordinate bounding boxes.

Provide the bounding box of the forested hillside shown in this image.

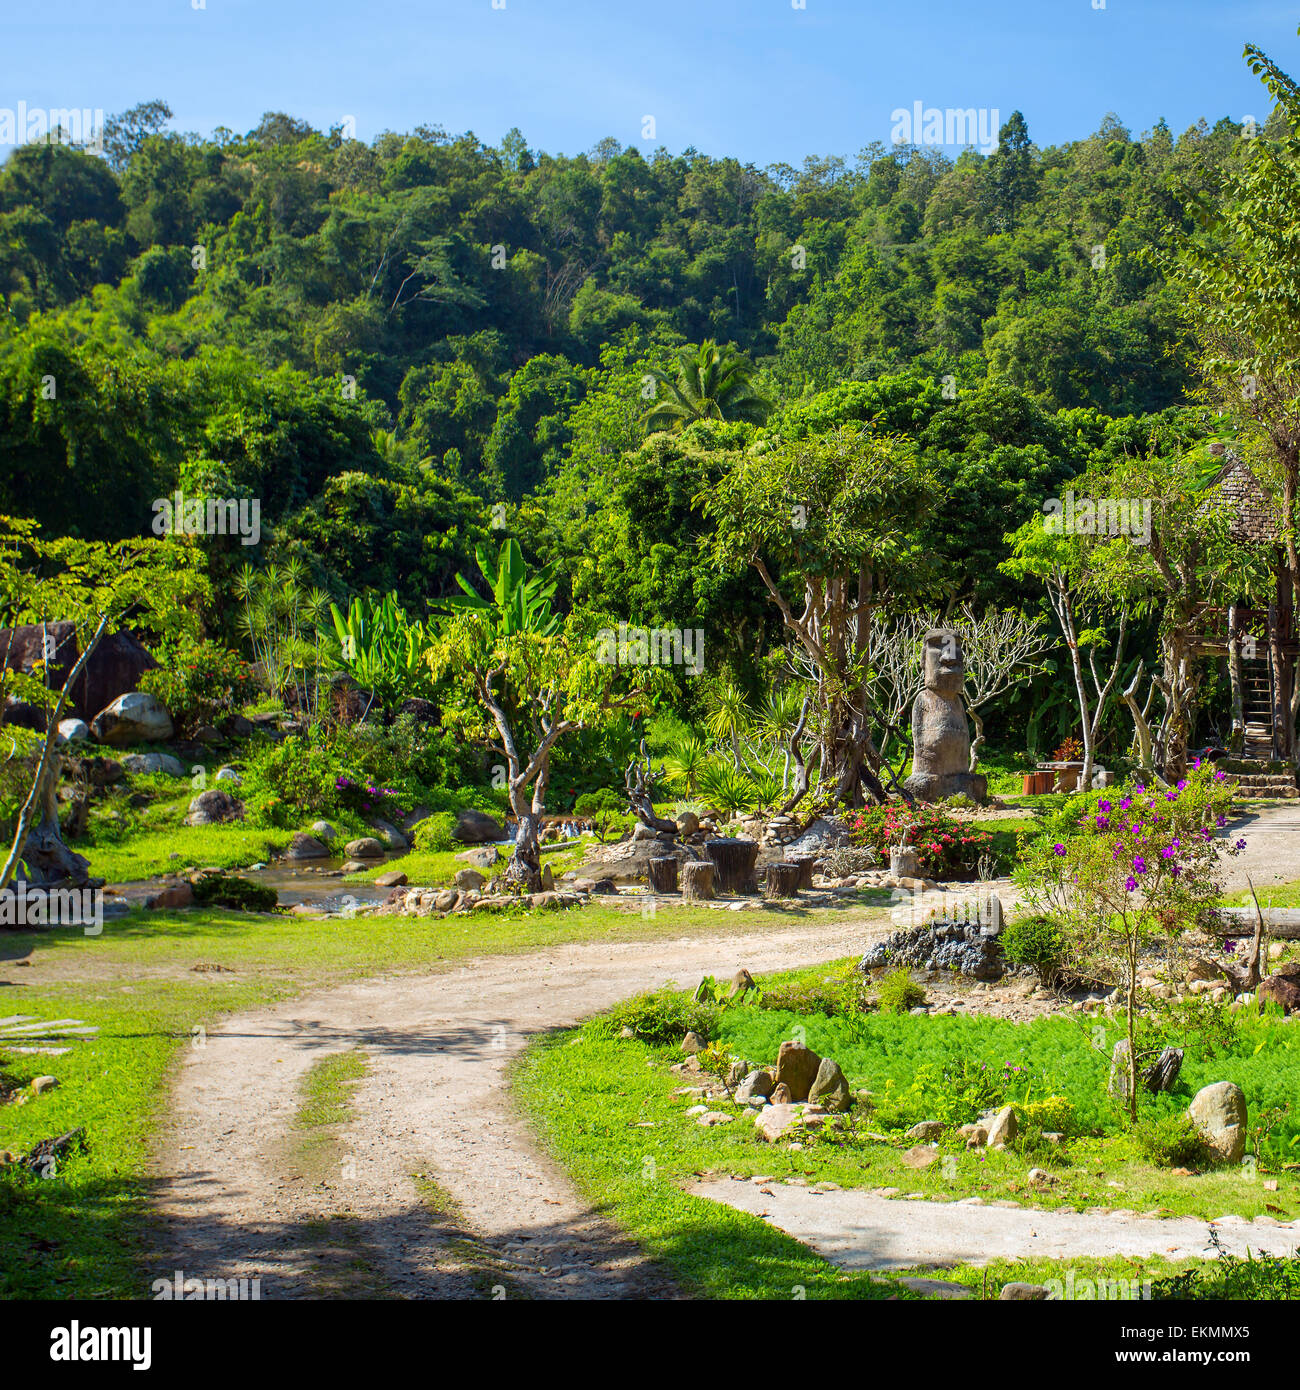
[0,103,1270,738]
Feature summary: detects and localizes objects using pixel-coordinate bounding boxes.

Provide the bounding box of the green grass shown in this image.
[295,1050,367,1130]
[89,824,297,882]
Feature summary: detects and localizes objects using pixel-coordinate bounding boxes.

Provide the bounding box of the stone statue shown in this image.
[903,628,988,804]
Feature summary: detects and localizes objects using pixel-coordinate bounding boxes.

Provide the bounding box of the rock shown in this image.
[985,1106,1018,1149]
[214,766,242,784]
[591,878,617,894]
[368,818,409,850]
[374,870,408,888]
[1107,1038,1133,1101]
[284,832,329,860]
[1027,1168,1056,1187]
[1257,969,1300,1014]
[697,1112,734,1126]
[56,718,90,744]
[681,1031,704,1055]
[754,1103,806,1143]
[901,1145,940,1169]
[183,789,244,826]
[193,723,222,745]
[770,1082,792,1104]
[454,867,487,891]
[906,1120,946,1141]
[859,918,1004,982]
[808,1057,852,1112]
[729,968,755,1000]
[310,821,337,841]
[344,837,385,859]
[676,811,700,837]
[901,628,988,804]
[1186,955,1229,985]
[1188,1081,1247,1165]
[454,808,506,844]
[435,889,459,912]
[2,696,46,730]
[455,846,499,868]
[1000,1282,1049,1301]
[146,881,194,910]
[122,752,186,777]
[896,1277,972,1300]
[959,1124,988,1148]
[30,1075,59,1094]
[735,1069,774,1103]
[774,1039,823,1103]
[90,691,174,746]
[0,621,158,722]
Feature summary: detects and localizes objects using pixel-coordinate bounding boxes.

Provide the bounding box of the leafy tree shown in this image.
[641,340,769,432]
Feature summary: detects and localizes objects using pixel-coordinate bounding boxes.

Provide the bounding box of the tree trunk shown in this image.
[681,861,715,900]
[504,807,544,893]
[705,838,758,894]
[1141,1046,1183,1094]
[791,855,816,890]
[647,856,678,894]
[764,862,800,898]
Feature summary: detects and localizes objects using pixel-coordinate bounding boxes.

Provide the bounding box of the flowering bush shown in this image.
[847,803,996,879]
[140,640,256,735]
[333,774,405,819]
[243,735,342,828]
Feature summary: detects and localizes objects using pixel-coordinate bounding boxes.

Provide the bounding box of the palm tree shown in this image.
[703,679,753,771]
[663,731,708,795]
[641,340,771,433]
[758,685,807,789]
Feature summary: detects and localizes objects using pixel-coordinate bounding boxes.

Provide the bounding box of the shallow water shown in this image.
[111,851,407,909]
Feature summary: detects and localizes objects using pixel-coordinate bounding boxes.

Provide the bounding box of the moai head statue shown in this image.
[921,628,965,698]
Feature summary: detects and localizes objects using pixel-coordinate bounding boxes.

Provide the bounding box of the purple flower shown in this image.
[1053,843,1066,856]
[1095,815,1110,829]
[1235,838,1247,850]
[1120,797,1132,811]
[1177,779,1188,791]
[1124,875,1138,892]
[1161,845,1175,859]
[1192,758,1202,770]
[1215,770,1226,781]
[1099,800,1112,812]
[1133,855,1147,874]
[1165,791,1177,802]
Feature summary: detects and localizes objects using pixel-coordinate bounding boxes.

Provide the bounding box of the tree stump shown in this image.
[1141,1046,1184,1094]
[681,861,715,900]
[647,856,678,894]
[791,855,816,890]
[764,862,800,899]
[705,838,759,894]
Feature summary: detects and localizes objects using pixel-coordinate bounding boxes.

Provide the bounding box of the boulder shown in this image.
[0,622,158,721]
[214,766,242,785]
[183,789,244,826]
[985,1106,1018,1149]
[735,1069,774,1103]
[906,1120,946,1141]
[774,1039,822,1103]
[90,691,174,746]
[807,1057,852,1112]
[454,867,487,891]
[755,1103,808,1143]
[122,752,186,778]
[455,846,498,868]
[434,889,459,912]
[285,832,329,860]
[1257,964,1300,1015]
[374,870,408,889]
[676,811,700,837]
[344,837,385,859]
[681,1031,704,1055]
[1,696,45,731]
[146,881,194,910]
[902,1145,940,1169]
[591,878,617,895]
[367,818,409,850]
[1000,1283,1049,1301]
[310,820,338,842]
[56,719,90,744]
[454,808,506,844]
[1188,1081,1247,1165]
[339,860,369,874]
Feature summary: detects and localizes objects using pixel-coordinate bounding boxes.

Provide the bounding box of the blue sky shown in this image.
[4,0,1299,163]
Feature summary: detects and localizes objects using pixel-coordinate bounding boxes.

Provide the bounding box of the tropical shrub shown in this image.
[329,592,432,709]
[1132,1113,1210,1168]
[876,968,926,1014]
[1001,913,1067,987]
[574,788,627,816]
[191,872,279,913]
[591,987,719,1044]
[140,640,256,735]
[242,735,342,827]
[847,803,996,878]
[412,812,459,854]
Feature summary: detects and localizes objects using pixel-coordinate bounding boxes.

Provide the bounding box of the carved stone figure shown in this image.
[903,628,988,804]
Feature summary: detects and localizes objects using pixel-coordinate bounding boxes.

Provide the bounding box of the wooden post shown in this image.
[647,856,678,894]
[705,838,759,894]
[764,863,800,898]
[791,855,816,890]
[681,861,715,900]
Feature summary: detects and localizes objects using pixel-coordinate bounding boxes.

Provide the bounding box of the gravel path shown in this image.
[150,915,882,1300]
[689,1180,1299,1271]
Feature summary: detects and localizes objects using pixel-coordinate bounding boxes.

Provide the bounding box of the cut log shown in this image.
[681,861,715,900]
[705,838,759,895]
[790,855,816,890]
[764,862,800,899]
[647,856,678,894]
[1214,907,1300,940]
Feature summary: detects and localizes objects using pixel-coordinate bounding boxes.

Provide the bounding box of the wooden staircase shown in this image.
[1242,655,1275,760]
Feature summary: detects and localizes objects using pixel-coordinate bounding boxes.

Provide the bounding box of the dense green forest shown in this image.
[0,101,1279,748]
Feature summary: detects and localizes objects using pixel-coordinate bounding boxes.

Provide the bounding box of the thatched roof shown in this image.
[1201,453,1282,547]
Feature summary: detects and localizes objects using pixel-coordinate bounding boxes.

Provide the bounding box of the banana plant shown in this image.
[328,592,430,709]
[441,538,562,637]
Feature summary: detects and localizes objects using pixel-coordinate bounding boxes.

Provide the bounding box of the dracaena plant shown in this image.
[328,591,432,712]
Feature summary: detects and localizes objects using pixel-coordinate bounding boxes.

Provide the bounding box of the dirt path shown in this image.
[150,914,883,1300]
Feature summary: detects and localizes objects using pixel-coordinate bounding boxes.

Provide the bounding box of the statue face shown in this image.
[923,629,965,696]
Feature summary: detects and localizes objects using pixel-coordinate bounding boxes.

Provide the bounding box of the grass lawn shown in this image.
[513,958,1300,1300]
[0,893,883,1299]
